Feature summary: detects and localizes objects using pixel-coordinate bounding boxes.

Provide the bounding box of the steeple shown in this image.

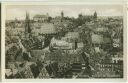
[93,11,97,19]
[25,12,31,34]
[93,11,98,29]
[25,12,31,38]
[61,11,64,18]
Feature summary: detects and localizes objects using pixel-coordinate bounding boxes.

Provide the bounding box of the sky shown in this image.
[6,5,123,20]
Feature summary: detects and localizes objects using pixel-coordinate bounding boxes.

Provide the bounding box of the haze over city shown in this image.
[6,5,123,20]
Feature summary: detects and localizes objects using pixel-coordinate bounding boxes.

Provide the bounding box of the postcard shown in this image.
[1,1,127,82]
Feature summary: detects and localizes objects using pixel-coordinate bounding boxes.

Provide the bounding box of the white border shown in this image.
[1,1,127,82]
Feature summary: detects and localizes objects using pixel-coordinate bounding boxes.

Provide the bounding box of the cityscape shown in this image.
[5,6,123,78]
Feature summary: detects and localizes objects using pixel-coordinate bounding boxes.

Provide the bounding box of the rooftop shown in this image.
[33,14,49,18]
[92,33,111,44]
[30,48,49,61]
[32,23,57,34]
[65,32,79,38]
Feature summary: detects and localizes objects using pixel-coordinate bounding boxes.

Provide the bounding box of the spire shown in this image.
[61,11,64,18]
[25,12,30,22]
[94,11,97,19]
[25,12,31,36]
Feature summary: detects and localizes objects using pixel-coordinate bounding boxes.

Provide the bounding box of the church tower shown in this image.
[61,11,64,18]
[25,12,31,38]
[93,11,98,29]
[93,11,97,20]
